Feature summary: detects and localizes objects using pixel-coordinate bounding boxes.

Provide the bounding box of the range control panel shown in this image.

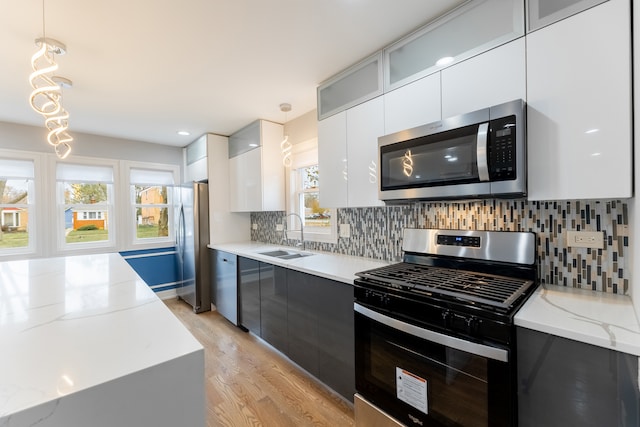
[436,234,481,248]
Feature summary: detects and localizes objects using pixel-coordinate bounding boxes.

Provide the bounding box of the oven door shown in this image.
[354,303,513,427]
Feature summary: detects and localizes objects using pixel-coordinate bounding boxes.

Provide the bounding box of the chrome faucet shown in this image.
[284,213,305,250]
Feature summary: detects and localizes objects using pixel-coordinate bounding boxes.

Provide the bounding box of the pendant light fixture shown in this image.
[280,103,292,167]
[29,0,73,159]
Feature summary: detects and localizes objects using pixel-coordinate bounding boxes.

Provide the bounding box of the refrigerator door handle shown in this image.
[177,205,185,255]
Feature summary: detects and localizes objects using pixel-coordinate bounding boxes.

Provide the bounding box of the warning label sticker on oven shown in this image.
[396,367,428,414]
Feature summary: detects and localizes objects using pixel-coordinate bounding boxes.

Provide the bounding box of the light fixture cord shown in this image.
[41,0,46,39]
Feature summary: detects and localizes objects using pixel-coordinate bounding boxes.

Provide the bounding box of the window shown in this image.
[129,167,175,242]
[57,162,115,249]
[287,139,337,243]
[0,158,35,253]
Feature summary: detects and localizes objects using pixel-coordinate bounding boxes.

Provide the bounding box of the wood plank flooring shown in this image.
[164,298,355,427]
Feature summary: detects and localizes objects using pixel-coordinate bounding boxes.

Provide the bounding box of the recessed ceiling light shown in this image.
[585,128,599,134]
[177,130,191,136]
[436,56,455,67]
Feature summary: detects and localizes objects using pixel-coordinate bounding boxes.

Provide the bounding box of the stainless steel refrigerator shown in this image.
[176,181,210,313]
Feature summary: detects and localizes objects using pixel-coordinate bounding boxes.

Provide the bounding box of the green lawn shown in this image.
[136,225,168,239]
[0,231,29,248]
[66,228,109,243]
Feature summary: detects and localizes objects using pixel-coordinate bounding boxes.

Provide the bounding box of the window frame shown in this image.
[0,151,41,259]
[54,157,118,254]
[124,161,179,250]
[286,138,337,244]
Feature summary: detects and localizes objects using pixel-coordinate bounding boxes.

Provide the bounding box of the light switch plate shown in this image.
[566,230,604,249]
[276,224,284,231]
[252,223,258,230]
[339,224,351,238]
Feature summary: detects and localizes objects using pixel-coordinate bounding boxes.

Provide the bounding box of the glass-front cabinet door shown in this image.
[384,0,524,91]
[527,0,608,32]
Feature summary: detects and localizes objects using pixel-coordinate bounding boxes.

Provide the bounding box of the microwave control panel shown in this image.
[488,115,517,181]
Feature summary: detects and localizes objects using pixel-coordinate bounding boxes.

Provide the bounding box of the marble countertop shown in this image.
[0,253,203,419]
[208,242,390,285]
[515,284,640,356]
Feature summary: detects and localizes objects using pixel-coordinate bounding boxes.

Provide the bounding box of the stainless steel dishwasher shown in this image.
[211,249,239,325]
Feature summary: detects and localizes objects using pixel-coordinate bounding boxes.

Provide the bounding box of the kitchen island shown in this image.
[0,253,204,427]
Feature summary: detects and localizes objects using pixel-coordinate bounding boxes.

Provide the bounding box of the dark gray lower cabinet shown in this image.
[316,276,355,400]
[238,260,355,402]
[517,326,639,427]
[238,257,260,334]
[286,269,355,401]
[287,270,320,377]
[260,265,288,354]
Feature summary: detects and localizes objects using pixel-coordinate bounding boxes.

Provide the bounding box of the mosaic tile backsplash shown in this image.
[251,200,629,295]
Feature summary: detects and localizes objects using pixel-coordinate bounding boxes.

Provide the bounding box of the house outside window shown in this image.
[0,158,34,253]
[129,167,175,242]
[57,162,115,248]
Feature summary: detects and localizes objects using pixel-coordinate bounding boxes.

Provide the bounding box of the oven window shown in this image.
[356,312,503,427]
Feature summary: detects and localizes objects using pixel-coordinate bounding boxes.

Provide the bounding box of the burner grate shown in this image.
[356,262,534,309]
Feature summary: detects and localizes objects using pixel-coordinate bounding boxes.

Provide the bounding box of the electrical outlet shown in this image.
[252,223,257,230]
[276,224,284,232]
[566,231,603,249]
[339,224,351,238]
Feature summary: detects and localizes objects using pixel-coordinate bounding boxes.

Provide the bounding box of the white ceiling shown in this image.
[0,0,464,147]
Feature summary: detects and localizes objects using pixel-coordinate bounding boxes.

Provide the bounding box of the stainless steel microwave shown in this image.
[378,99,526,203]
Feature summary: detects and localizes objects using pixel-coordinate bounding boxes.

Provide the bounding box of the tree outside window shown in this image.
[0,179,30,249]
[128,166,174,242]
[298,165,331,229]
[134,185,169,239]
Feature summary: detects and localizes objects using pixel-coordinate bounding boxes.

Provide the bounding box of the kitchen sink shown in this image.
[257,249,314,259]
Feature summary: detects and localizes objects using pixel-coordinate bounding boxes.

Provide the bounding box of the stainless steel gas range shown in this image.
[353,228,538,427]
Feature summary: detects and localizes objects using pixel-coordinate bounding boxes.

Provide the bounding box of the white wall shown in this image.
[0,120,183,167]
[283,109,317,145]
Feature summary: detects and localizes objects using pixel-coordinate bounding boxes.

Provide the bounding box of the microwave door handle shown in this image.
[476,123,490,182]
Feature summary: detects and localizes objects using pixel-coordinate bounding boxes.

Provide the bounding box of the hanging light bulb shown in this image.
[29,39,63,117]
[280,103,292,167]
[28,0,73,159]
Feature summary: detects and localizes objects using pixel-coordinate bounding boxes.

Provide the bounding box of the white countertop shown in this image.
[208,242,390,284]
[515,284,640,356]
[0,253,203,420]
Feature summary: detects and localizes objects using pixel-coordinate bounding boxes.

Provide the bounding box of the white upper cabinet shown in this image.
[318,111,348,208]
[383,73,442,135]
[527,0,632,200]
[347,97,385,208]
[441,37,526,118]
[527,0,608,32]
[184,135,208,183]
[318,97,385,208]
[317,52,383,120]
[228,120,285,212]
[384,0,524,91]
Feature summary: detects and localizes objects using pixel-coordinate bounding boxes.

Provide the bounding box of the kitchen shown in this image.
[1,0,639,426]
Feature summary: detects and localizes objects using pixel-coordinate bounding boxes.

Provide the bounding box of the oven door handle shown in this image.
[354,302,508,362]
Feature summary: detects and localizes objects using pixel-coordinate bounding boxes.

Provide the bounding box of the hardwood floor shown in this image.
[164,298,355,427]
